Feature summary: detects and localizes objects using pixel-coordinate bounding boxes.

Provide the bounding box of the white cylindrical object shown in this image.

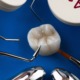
[48,0,80,26]
[0,0,27,11]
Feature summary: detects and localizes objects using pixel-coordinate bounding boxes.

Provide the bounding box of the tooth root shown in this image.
[28,24,61,56]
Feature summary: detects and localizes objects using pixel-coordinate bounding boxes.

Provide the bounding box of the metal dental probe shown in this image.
[0,46,41,62]
[0,36,20,42]
[30,0,80,67]
[58,50,80,68]
[30,0,42,21]
[0,35,41,62]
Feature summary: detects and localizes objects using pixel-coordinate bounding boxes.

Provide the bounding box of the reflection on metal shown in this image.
[0,36,20,42]
[52,68,80,80]
[30,0,42,21]
[13,67,46,80]
[0,46,41,62]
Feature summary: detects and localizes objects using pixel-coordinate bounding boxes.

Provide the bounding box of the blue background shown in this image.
[0,0,80,80]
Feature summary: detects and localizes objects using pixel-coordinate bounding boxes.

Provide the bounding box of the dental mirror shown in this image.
[12,67,46,80]
[52,68,80,80]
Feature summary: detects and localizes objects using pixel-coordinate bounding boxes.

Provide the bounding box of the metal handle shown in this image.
[30,0,42,21]
[13,67,46,80]
[0,36,20,42]
[58,50,80,68]
[0,46,41,62]
[70,57,80,68]
[52,68,80,80]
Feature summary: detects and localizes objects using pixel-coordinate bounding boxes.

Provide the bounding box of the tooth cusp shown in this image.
[28,24,61,56]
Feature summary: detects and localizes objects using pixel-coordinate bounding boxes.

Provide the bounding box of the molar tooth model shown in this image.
[28,24,80,67]
[28,24,61,56]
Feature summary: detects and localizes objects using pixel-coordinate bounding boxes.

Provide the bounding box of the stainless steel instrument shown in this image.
[30,0,42,21]
[58,50,80,68]
[0,36,19,42]
[12,67,46,80]
[0,36,41,62]
[0,46,41,62]
[52,68,80,80]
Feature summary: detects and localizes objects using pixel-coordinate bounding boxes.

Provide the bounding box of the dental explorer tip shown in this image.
[0,36,20,42]
[33,45,41,58]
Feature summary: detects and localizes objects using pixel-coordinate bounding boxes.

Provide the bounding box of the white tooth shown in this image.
[0,0,27,11]
[28,24,61,56]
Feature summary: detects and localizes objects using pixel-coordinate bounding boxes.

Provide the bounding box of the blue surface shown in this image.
[0,0,80,80]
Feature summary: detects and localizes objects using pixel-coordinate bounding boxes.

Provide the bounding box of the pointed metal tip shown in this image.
[0,45,41,62]
[30,0,42,22]
[33,45,41,58]
[0,36,20,42]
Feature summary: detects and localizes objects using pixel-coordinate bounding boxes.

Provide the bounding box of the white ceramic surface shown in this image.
[0,0,27,11]
[48,0,80,26]
[28,24,61,56]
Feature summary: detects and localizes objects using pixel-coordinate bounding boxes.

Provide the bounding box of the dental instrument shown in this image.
[52,68,80,80]
[58,50,80,68]
[0,46,41,62]
[12,67,46,80]
[0,35,41,62]
[0,0,41,21]
[30,0,42,21]
[27,24,80,67]
[0,0,27,11]
[0,36,20,42]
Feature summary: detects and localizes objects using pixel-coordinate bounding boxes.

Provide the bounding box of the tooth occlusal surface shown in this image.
[28,24,61,56]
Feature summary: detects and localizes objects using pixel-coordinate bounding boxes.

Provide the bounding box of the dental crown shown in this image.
[27,24,61,56]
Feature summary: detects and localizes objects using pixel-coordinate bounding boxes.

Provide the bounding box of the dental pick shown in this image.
[30,0,42,21]
[0,46,41,62]
[0,36,20,42]
[58,50,80,68]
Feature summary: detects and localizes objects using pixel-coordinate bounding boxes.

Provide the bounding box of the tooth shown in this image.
[0,0,26,11]
[28,24,61,56]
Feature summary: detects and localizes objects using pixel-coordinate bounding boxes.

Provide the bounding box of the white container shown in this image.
[48,0,80,26]
[0,0,27,11]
